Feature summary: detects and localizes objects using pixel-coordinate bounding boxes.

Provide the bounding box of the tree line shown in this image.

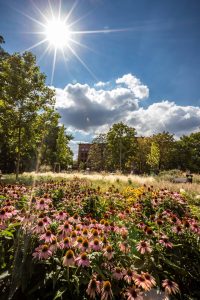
[1,36,199,175]
[0,37,73,178]
[86,122,200,174]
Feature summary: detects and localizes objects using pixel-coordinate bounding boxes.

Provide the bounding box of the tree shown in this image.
[0,35,9,59]
[175,132,200,172]
[0,51,55,179]
[106,122,137,172]
[87,134,107,171]
[55,125,73,170]
[133,137,151,174]
[151,132,175,170]
[147,142,160,173]
[0,35,5,44]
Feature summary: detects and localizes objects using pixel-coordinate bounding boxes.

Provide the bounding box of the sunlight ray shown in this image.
[69,38,99,55]
[58,0,61,20]
[67,10,93,28]
[31,0,49,23]
[72,27,132,35]
[25,38,48,51]
[64,0,79,24]
[48,0,54,19]
[67,44,98,81]
[16,9,46,28]
[51,47,57,85]
[37,44,51,64]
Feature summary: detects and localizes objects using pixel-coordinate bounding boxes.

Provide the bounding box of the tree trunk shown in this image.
[16,121,21,181]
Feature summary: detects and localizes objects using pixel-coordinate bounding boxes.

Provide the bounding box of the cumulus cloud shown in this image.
[55,74,146,131]
[126,101,200,137]
[116,73,149,99]
[53,73,200,139]
[94,81,110,87]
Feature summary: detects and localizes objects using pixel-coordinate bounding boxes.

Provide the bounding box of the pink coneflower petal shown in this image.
[112,267,123,280]
[162,279,180,295]
[125,285,143,300]
[136,241,152,254]
[75,252,90,267]
[63,249,75,267]
[103,245,114,260]
[33,244,52,260]
[101,281,113,300]
[86,278,101,299]
[40,230,56,243]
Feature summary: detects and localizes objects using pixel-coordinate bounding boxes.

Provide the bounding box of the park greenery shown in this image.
[1,37,200,176]
[0,35,200,300]
[0,37,73,177]
[87,126,200,174]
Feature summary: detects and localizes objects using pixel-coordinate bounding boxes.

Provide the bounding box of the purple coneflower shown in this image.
[33,220,46,234]
[119,241,130,253]
[101,281,113,300]
[36,199,48,210]
[0,208,9,220]
[33,244,52,260]
[124,269,134,284]
[86,278,101,299]
[49,237,59,252]
[125,285,143,300]
[112,267,123,280]
[159,236,173,248]
[63,249,75,267]
[59,221,72,234]
[134,273,154,291]
[40,230,56,243]
[55,211,67,221]
[136,241,152,254]
[172,225,182,234]
[75,252,90,267]
[90,238,102,251]
[162,279,180,295]
[81,239,89,252]
[141,272,156,289]
[59,237,72,249]
[103,245,114,260]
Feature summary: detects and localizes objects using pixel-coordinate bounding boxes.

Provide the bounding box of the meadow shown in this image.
[0,173,199,300]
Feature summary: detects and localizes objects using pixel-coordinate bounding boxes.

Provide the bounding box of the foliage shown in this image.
[106,122,137,172]
[0,40,73,175]
[0,179,199,299]
[87,134,107,171]
[56,125,73,170]
[151,132,175,170]
[175,132,200,172]
[147,142,160,173]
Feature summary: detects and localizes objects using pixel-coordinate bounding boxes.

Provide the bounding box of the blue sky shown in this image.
[1,0,200,157]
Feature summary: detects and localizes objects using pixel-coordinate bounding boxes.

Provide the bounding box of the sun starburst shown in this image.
[21,0,131,84]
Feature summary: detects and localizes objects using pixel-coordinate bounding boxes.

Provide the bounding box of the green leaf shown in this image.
[53,287,68,300]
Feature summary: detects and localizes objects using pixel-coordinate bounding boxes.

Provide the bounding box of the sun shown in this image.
[44,19,71,49]
[23,0,129,84]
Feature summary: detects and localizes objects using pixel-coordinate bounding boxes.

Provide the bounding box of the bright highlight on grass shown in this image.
[45,20,71,49]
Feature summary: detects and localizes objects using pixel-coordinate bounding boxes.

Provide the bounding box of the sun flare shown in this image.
[45,19,71,49]
[23,0,129,84]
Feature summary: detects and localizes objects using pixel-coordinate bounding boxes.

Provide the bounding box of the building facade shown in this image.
[78,143,92,166]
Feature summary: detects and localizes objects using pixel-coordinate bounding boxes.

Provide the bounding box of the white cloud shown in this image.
[126,101,200,137]
[94,81,110,87]
[54,73,147,131]
[53,73,200,140]
[116,73,149,99]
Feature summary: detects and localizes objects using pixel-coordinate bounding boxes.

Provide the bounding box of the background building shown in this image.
[78,143,91,166]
